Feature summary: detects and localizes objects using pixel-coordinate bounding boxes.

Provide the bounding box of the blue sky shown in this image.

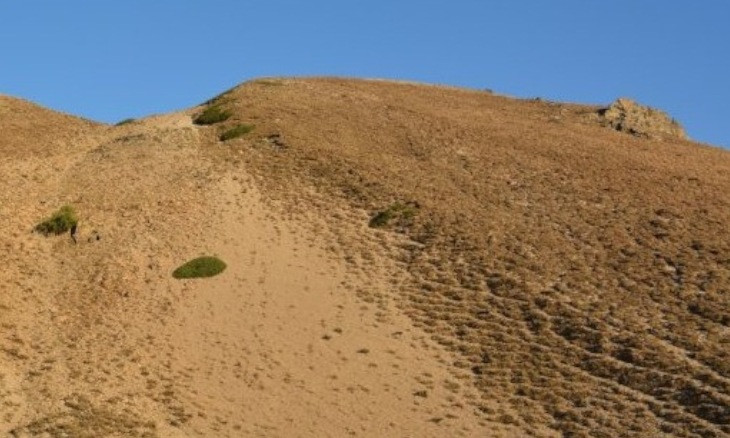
[1,1,728,148]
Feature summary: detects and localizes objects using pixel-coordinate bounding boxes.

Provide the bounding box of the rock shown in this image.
[599,98,687,140]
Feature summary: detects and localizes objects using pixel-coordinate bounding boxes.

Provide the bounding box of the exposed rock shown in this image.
[599,98,687,140]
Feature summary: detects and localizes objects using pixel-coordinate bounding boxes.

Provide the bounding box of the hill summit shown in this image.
[1,78,728,437]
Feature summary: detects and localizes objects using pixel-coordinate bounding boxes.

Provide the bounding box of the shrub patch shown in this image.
[220,124,255,141]
[115,118,136,126]
[35,205,78,236]
[369,202,419,228]
[193,105,232,125]
[173,256,227,279]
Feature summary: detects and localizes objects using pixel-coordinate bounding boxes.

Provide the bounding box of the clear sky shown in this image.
[1,1,728,148]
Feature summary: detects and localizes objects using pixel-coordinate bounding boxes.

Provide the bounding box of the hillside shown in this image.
[1,78,728,437]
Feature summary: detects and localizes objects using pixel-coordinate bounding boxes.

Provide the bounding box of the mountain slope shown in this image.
[1,78,729,437]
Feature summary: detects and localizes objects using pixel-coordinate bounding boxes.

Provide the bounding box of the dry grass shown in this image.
[205,77,730,437]
[219,124,255,141]
[2,78,728,437]
[369,202,418,228]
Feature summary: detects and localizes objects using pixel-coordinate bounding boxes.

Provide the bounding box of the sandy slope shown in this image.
[0,104,511,437]
[1,78,729,437]
[154,176,512,437]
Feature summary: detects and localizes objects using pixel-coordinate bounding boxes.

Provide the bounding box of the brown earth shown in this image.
[0,78,728,437]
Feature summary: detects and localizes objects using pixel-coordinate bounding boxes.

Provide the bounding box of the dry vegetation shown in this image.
[1,78,729,437]
[207,78,730,437]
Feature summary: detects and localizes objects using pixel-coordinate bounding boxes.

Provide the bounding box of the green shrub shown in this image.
[220,124,255,141]
[173,256,227,279]
[369,202,418,228]
[35,205,78,236]
[115,118,136,126]
[193,105,232,125]
[369,210,395,228]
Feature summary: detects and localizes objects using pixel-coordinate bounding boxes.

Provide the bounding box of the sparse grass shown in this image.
[193,105,232,125]
[35,205,78,236]
[203,86,237,105]
[253,79,284,87]
[115,118,136,126]
[12,394,156,438]
[172,256,227,279]
[179,79,730,436]
[369,210,394,228]
[369,202,419,228]
[220,124,255,141]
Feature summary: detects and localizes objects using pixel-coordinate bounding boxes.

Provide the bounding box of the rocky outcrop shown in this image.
[599,98,687,140]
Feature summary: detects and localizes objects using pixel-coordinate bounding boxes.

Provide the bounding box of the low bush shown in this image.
[173,256,227,279]
[369,202,419,228]
[35,205,78,236]
[369,209,394,228]
[115,118,136,126]
[193,105,232,125]
[220,124,255,141]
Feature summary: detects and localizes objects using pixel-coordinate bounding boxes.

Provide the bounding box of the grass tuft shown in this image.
[253,79,284,87]
[35,205,78,236]
[369,210,395,228]
[220,124,255,141]
[115,118,136,126]
[173,256,227,279]
[193,105,232,125]
[369,202,419,228]
[203,85,239,105]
